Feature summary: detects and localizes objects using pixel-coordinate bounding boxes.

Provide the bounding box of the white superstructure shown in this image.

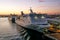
[19,13,50,28]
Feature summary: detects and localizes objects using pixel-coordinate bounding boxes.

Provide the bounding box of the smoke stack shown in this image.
[21,11,24,16]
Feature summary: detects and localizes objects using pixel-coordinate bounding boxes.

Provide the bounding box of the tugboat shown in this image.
[8,14,17,23]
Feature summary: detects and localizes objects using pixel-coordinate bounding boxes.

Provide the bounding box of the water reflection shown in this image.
[0,17,20,40]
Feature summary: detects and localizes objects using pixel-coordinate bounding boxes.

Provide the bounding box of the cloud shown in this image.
[39,0,45,2]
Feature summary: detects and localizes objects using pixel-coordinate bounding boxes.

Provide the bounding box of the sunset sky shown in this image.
[0,0,60,15]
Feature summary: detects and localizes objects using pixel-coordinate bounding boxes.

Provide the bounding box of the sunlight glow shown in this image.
[0,0,60,15]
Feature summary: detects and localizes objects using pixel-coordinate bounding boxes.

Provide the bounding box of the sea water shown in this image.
[0,17,22,40]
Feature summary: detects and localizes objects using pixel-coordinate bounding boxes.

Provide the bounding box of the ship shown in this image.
[15,8,57,40]
[16,8,50,28]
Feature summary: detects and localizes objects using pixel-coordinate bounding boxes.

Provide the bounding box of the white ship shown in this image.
[16,8,50,28]
[15,8,57,40]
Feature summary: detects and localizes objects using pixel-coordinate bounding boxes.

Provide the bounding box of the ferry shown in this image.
[19,13,50,28]
[16,13,57,40]
[16,8,50,28]
[15,9,56,40]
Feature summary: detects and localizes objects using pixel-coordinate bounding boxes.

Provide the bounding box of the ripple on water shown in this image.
[0,17,22,40]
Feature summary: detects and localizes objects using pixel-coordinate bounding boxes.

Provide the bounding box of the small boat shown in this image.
[8,14,17,23]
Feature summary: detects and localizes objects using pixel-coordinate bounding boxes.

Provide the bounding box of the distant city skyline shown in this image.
[0,0,60,15]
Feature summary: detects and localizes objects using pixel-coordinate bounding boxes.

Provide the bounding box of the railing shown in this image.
[16,25,31,40]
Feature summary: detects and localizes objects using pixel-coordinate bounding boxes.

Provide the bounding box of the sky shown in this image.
[0,0,60,15]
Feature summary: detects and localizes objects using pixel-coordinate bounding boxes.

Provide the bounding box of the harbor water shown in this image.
[0,17,21,40]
